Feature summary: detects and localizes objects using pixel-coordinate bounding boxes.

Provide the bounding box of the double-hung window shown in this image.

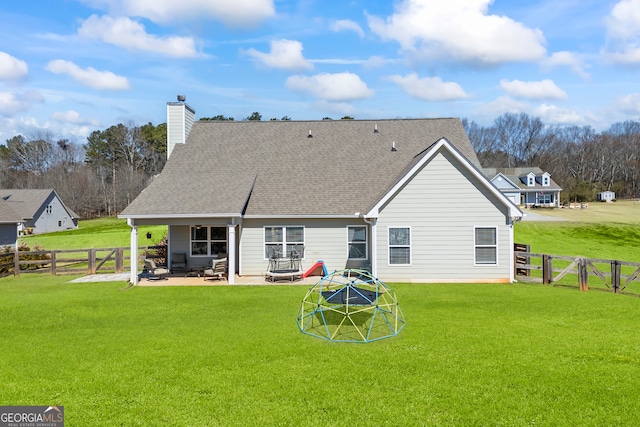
[264,226,304,258]
[474,227,497,265]
[388,227,410,265]
[191,226,227,257]
[347,226,367,259]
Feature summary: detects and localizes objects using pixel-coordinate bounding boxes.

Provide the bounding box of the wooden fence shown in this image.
[514,243,640,294]
[0,245,166,277]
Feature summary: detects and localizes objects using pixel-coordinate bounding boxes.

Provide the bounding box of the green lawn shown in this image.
[1,276,639,426]
[18,217,167,250]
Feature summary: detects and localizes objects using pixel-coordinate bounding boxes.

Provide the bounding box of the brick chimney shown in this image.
[166,95,195,158]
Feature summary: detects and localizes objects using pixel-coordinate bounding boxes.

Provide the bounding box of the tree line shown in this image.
[0,112,638,219]
[463,113,640,201]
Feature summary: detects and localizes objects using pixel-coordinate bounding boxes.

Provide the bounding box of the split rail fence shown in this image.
[0,245,166,278]
[514,243,640,294]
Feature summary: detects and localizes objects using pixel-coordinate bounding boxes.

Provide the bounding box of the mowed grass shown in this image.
[1,276,639,426]
[18,217,167,250]
[515,199,640,260]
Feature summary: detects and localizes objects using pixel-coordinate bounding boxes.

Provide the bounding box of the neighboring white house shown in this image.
[484,167,562,208]
[0,189,79,235]
[597,191,615,202]
[119,99,523,285]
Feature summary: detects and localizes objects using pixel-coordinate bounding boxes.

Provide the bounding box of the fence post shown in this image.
[542,255,552,284]
[50,252,56,275]
[611,260,621,293]
[115,248,123,273]
[578,258,589,291]
[88,248,96,274]
[13,250,20,277]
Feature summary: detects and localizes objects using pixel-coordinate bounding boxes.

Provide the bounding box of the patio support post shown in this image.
[228,223,236,284]
[128,218,138,285]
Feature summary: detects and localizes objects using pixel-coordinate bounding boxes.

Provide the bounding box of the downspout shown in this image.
[127,218,138,285]
[509,214,523,283]
[361,216,377,277]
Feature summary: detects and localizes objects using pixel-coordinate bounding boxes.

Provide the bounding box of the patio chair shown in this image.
[203,258,227,281]
[170,252,188,276]
[144,258,169,280]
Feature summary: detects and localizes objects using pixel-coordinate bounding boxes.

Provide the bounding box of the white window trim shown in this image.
[387,226,411,266]
[190,226,228,257]
[263,225,305,260]
[347,225,368,260]
[474,226,498,266]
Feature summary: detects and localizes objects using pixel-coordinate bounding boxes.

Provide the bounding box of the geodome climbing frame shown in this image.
[297,269,405,342]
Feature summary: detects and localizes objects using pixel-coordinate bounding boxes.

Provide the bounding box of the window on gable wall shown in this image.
[388,227,411,265]
[474,227,497,265]
[46,205,52,214]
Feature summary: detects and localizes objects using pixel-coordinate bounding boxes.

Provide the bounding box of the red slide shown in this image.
[302,260,328,278]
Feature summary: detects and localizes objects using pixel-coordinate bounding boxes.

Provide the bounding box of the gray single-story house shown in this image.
[0,199,22,247]
[483,167,563,208]
[0,189,79,235]
[119,100,523,284]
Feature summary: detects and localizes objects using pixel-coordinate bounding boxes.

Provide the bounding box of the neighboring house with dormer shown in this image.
[0,189,79,235]
[119,98,523,285]
[0,199,22,247]
[483,167,562,207]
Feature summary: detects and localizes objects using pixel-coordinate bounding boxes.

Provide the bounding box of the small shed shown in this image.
[597,191,615,202]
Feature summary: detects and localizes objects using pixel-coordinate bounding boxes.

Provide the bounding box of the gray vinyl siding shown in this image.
[240,218,369,276]
[31,195,77,234]
[0,224,17,247]
[376,149,513,283]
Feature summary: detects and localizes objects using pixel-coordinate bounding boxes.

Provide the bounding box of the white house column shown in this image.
[128,218,138,285]
[228,223,236,284]
[367,218,378,278]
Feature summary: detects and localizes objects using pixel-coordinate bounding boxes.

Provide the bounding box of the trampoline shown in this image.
[297,269,405,343]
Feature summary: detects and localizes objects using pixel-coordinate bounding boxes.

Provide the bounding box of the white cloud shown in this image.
[604,0,640,64]
[0,90,44,116]
[367,0,546,66]
[615,92,640,114]
[244,39,313,71]
[80,0,275,27]
[51,110,101,126]
[78,15,197,58]
[605,0,640,40]
[0,52,28,81]
[387,73,468,101]
[285,72,374,101]
[45,60,130,90]
[330,19,365,38]
[535,104,584,125]
[542,51,590,80]
[474,96,529,121]
[500,79,567,100]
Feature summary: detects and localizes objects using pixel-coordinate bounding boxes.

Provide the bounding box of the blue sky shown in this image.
[1,0,640,143]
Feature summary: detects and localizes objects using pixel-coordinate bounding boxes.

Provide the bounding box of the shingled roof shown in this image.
[121,118,480,218]
[0,199,21,223]
[0,189,79,220]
